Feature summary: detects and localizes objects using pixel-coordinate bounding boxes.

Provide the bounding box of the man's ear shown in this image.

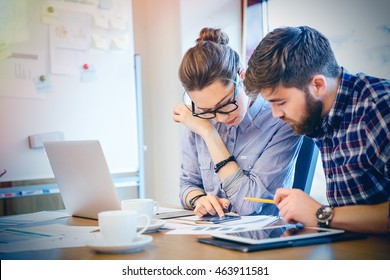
[312,75,327,97]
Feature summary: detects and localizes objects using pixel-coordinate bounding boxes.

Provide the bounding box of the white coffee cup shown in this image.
[98,210,150,245]
[121,198,159,225]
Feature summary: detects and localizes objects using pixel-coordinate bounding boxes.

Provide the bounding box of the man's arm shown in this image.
[330,201,389,234]
[274,188,389,234]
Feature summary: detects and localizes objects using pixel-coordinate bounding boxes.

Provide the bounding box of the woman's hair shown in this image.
[244,26,341,97]
[178,27,240,92]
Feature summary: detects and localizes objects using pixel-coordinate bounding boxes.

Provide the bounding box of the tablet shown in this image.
[210,224,344,245]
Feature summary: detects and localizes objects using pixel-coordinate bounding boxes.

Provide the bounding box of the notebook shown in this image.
[44,140,121,219]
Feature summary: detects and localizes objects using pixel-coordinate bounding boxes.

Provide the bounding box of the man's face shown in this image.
[261,86,323,137]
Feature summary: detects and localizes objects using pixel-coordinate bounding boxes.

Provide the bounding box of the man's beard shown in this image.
[292,88,323,137]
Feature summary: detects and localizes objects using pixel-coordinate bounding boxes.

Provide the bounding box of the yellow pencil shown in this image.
[244,197,275,204]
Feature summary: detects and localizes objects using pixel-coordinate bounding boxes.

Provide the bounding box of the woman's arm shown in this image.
[175,104,238,217]
[223,120,302,215]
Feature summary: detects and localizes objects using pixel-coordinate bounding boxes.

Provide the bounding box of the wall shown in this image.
[0,0,139,183]
[132,0,241,205]
[0,0,140,215]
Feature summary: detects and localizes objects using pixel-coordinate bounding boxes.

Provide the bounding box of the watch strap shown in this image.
[318,220,330,228]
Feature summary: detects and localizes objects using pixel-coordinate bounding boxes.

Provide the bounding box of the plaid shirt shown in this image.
[314,68,390,207]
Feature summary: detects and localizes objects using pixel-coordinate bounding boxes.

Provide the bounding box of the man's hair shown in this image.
[244,26,341,97]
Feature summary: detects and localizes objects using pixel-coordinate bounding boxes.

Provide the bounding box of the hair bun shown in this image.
[196,27,229,45]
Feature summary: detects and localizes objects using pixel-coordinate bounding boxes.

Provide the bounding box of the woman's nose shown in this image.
[215,113,229,123]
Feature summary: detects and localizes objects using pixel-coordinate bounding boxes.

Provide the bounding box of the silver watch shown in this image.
[316,205,333,228]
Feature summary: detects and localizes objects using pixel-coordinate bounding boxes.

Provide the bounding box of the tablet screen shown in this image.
[212,224,344,245]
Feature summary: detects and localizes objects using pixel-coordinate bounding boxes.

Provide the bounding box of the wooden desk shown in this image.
[1,216,389,260]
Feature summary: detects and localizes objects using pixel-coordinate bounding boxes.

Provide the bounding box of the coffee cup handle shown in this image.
[153,201,160,216]
[137,214,151,235]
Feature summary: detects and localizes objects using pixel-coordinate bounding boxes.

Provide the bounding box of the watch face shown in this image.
[316,206,333,222]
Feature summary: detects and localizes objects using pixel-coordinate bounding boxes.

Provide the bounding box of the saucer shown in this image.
[86,235,153,254]
[138,219,166,233]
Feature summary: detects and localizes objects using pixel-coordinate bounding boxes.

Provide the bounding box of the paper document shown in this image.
[0,223,98,253]
[0,211,70,228]
[166,215,279,235]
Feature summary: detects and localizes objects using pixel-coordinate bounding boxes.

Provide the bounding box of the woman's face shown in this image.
[189,78,248,126]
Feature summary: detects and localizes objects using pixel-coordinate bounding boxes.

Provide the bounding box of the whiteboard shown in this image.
[0,0,139,182]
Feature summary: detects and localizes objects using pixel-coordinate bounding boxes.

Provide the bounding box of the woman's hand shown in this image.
[193,193,230,218]
[173,104,213,137]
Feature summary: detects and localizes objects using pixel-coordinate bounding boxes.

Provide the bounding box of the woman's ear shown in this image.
[238,66,245,79]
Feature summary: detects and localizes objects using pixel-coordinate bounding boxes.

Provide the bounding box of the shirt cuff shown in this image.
[220,168,244,197]
[182,186,204,209]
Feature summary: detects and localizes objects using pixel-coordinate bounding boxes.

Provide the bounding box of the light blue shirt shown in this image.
[179,96,302,216]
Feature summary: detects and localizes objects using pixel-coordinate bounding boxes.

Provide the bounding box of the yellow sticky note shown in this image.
[0,42,12,61]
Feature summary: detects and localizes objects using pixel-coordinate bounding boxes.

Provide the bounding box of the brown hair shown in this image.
[178,27,240,92]
[244,26,341,97]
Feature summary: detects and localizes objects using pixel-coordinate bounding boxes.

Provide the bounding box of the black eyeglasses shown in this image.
[191,76,239,119]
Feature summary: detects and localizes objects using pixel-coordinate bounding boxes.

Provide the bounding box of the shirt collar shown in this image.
[238,95,267,131]
[320,68,354,134]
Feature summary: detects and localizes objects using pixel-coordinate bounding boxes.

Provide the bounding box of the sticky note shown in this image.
[0,42,12,61]
[34,74,51,93]
[80,64,97,82]
[93,13,109,29]
[109,16,127,30]
[111,35,129,50]
[41,5,58,24]
[92,34,110,50]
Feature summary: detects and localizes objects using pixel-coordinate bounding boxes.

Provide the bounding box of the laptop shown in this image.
[44,140,121,219]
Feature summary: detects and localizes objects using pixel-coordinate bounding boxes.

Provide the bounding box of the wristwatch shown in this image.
[316,205,333,228]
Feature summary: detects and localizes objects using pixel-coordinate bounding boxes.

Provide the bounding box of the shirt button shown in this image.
[327,172,333,179]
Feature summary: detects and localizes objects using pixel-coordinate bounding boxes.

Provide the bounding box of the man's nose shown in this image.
[271,106,284,119]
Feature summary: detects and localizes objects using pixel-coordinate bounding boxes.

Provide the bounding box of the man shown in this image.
[244,26,390,234]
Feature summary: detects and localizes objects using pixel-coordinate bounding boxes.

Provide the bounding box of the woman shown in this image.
[173,27,302,218]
